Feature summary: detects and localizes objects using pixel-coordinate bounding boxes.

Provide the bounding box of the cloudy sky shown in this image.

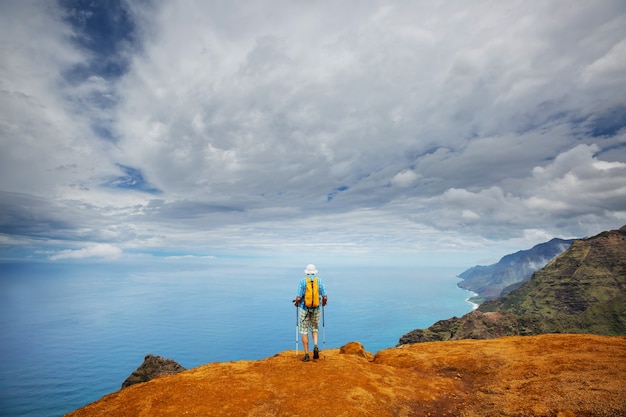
[1,0,625,265]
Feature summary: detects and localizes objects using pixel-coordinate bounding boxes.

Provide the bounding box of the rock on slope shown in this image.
[121,354,186,388]
[65,336,626,417]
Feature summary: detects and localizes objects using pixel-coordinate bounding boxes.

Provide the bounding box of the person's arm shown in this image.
[294,279,304,306]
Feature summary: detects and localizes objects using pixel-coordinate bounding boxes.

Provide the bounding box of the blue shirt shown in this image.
[297,275,327,310]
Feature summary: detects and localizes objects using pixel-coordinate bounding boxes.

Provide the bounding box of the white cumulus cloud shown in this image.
[50,244,123,261]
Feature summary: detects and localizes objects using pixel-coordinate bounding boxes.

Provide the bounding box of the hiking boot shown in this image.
[313,346,320,360]
[301,353,310,362]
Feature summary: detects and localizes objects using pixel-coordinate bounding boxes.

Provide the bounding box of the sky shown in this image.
[1,0,626,267]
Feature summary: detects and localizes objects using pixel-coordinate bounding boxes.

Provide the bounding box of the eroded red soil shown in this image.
[66,334,626,417]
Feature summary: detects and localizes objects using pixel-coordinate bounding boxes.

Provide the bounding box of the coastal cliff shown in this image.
[65,335,626,416]
[458,237,575,303]
[399,226,626,344]
[479,225,626,335]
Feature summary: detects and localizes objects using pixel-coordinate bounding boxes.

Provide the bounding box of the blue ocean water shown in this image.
[0,259,474,417]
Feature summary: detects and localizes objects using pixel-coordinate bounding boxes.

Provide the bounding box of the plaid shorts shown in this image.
[299,308,321,334]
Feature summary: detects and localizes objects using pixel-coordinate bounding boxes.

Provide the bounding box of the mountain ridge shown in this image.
[478,225,626,335]
[458,237,575,303]
[399,225,626,344]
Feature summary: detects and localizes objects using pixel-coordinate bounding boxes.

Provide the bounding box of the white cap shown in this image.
[304,264,318,275]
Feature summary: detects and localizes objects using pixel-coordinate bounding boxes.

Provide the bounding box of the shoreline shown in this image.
[464,290,479,310]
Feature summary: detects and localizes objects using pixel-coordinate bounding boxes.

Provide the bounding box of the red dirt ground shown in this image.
[66,334,626,417]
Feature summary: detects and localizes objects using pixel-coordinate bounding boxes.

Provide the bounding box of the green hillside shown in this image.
[479,226,626,335]
[458,238,574,303]
[399,226,626,345]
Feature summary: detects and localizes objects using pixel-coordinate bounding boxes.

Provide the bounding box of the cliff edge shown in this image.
[66,335,626,417]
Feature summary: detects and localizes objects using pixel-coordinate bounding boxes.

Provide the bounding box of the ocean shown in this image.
[0,259,474,417]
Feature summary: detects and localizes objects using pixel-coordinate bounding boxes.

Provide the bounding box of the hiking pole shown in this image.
[322,304,326,360]
[294,301,299,358]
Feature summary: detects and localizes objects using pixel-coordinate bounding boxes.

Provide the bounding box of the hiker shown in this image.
[294,264,327,362]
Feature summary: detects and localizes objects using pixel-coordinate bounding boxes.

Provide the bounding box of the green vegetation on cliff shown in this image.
[479,225,626,336]
[458,238,574,303]
[399,226,626,345]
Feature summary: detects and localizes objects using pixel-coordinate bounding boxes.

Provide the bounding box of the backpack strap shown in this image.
[298,277,307,307]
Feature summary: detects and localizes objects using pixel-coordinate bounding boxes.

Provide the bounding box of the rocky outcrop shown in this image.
[66,336,626,417]
[121,354,186,388]
[339,341,374,360]
[397,310,520,344]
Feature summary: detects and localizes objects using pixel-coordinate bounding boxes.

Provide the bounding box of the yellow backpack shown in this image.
[304,276,320,308]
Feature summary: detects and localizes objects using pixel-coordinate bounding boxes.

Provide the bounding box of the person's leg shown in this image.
[312,308,321,359]
[312,308,321,346]
[300,309,311,361]
[302,333,309,354]
[312,331,319,359]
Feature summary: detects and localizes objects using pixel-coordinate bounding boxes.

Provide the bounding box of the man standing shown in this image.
[294,264,328,362]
